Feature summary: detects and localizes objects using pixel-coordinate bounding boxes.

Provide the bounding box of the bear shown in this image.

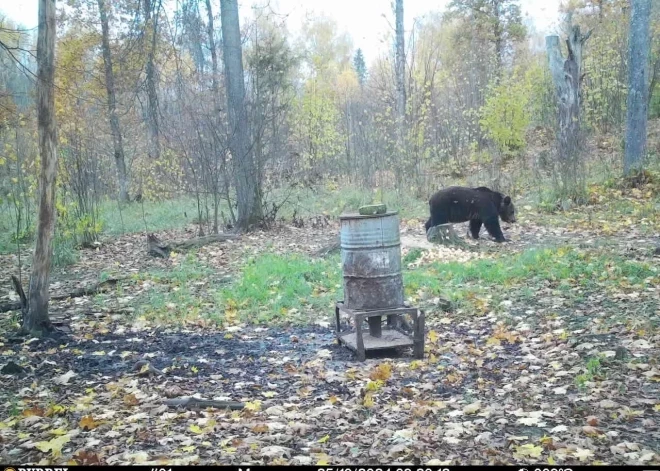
[424,186,516,242]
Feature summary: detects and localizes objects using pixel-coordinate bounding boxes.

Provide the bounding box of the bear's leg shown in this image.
[483,216,506,242]
[469,219,482,239]
[426,206,449,232]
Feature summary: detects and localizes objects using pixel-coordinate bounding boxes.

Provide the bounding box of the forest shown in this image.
[0,0,659,466]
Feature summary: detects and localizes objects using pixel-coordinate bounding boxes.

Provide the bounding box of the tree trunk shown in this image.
[546,25,591,201]
[220,0,261,230]
[624,0,651,176]
[25,0,57,336]
[395,0,406,153]
[493,0,503,76]
[204,0,224,234]
[144,0,161,161]
[98,0,129,203]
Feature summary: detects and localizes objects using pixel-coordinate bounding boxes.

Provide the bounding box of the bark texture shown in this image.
[546,25,591,197]
[144,0,161,161]
[395,0,406,148]
[220,0,262,230]
[98,0,129,202]
[624,0,651,176]
[25,0,58,336]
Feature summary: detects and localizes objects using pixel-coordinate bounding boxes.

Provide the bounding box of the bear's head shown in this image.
[499,196,516,223]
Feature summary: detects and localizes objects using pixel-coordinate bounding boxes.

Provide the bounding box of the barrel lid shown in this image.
[339,211,398,220]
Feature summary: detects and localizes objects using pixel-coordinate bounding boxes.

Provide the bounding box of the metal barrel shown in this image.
[340,211,404,311]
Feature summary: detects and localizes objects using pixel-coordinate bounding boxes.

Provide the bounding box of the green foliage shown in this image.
[575,356,604,391]
[526,60,556,127]
[580,4,629,132]
[403,248,425,265]
[479,70,531,155]
[293,80,343,169]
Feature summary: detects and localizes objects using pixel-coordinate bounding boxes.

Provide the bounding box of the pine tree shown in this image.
[353,48,367,86]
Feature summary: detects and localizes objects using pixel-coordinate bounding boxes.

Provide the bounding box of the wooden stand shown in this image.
[335,302,425,361]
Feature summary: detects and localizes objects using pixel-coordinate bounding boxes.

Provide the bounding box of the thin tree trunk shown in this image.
[25,0,57,336]
[493,0,503,77]
[395,0,406,154]
[204,0,223,234]
[624,0,651,176]
[144,0,161,161]
[220,0,261,230]
[98,0,129,203]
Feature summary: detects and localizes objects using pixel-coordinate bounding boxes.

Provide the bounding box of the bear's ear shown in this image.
[503,196,511,205]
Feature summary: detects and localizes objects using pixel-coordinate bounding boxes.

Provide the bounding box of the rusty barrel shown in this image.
[340,211,404,311]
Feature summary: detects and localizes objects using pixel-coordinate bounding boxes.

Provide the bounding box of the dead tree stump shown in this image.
[147,234,171,258]
[426,224,468,248]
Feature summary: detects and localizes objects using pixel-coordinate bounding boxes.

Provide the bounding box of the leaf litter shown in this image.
[0,213,659,465]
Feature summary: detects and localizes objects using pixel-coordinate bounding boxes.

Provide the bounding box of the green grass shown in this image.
[119,252,341,326]
[215,253,342,324]
[404,246,658,311]
[127,244,658,327]
[99,197,200,235]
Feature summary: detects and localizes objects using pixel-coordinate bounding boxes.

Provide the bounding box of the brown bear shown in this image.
[424,186,516,242]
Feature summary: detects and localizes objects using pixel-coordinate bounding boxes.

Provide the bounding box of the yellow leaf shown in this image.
[486,336,501,346]
[428,330,439,343]
[244,400,262,412]
[191,366,199,373]
[369,363,392,381]
[363,392,374,408]
[548,455,556,465]
[189,424,204,435]
[35,434,71,458]
[515,443,543,458]
[318,434,330,443]
[49,428,68,436]
[45,405,67,417]
[366,380,383,391]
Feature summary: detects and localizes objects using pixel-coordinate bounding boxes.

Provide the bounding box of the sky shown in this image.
[0,0,563,61]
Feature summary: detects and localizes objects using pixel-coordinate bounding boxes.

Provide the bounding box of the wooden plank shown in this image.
[339,329,414,351]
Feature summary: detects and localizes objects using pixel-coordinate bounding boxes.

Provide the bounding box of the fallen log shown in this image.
[147,233,238,258]
[314,237,340,257]
[1,277,121,313]
[164,396,245,410]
